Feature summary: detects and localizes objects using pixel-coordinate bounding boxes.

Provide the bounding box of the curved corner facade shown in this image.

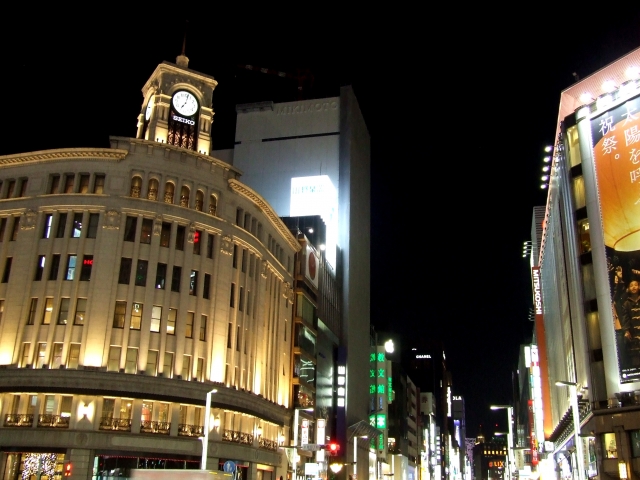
[0,138,298,479]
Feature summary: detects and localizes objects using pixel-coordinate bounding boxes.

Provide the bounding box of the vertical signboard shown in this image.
[591,94,640,382]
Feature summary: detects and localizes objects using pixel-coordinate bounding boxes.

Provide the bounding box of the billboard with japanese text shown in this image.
[591,93,640,382]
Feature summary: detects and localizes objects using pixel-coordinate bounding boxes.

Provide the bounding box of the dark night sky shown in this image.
[2,10,640,438]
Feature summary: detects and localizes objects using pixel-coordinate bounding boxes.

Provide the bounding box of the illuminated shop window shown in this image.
[125,347,138,374]
[42,214,53,238]
[65,255,77,280]
[74,298,87,325]
[80,255,93,281]
[603,432,617,458]
[42,298,53,325]
[57,298,70,325]
[189,270,198,296]
[69,214,83,239]
[107,346,121,372]
[182,355,191,380]
[130,303,143,330]
[150,306,162,332]
[193,230,201,255]
[164,352,173,378]
[167,308,177,335]
[67,344,80,369]
[113,301,126,328]
[34,255,45,281]
[147,350,158,376]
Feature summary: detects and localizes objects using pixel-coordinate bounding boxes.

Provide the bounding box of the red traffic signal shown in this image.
[64,462,72,477]
[328,442,340,455]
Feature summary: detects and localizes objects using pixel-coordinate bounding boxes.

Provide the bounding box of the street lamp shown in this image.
[490,405,515,480]
[555,381,585,480]
[201,388,218,470]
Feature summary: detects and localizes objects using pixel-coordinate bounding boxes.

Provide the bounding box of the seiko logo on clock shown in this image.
[172,115,195,126]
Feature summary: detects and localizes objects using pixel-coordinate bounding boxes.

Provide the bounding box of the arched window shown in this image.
[130,176,142,198]
[209,195,217,216]
[195,191,204,212]
[147,178,159,201]
[180,186,190,208]
[164,182,175,204]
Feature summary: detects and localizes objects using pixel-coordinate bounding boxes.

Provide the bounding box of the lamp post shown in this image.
[490,405,515,480]
[555,381,585,480]
[201,388,218,470]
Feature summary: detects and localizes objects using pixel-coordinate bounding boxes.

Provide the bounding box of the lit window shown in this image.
[57,298,70,325]
[130,303,143,330]
[150,306,162,332]
[167,308,177,335]
[65,255,77,280]
[72,213,82,238]
[42,298,53,325]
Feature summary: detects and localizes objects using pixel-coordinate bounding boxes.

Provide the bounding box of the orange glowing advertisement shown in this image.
[591,93,640,382]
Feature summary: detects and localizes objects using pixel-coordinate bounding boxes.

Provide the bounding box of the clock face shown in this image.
[172,91,198,117]
[145,99,153,121]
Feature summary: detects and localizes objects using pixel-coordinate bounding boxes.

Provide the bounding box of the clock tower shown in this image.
[136,53,218,154]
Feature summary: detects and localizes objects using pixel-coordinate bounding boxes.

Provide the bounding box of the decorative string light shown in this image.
[22,453,57,479]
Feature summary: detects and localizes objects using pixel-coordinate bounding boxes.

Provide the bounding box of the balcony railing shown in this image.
[99,417,132,432]
[140,420,170,435]
[258,437,279,451]
[38,414,69,428]
[4,414,34,427]
[178,424,204,437]
[222,429,253,445]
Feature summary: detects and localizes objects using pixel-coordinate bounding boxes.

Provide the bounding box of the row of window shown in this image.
[118,258,210,297]
[123,215,214,256]
[130,176,217,216]
[0,178,28,200]
[41,212,99,240]
[26,297,87,326]
[18,341,203,381]
[47,173,105,195]
[31,253,93,282]
[111,301,206,340]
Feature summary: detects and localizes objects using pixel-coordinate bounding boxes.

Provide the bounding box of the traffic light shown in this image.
[63,462,72,477]
[328,441,340,455]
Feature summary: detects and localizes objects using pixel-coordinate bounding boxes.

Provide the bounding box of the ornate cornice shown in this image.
[228,179,301,253]
[0,148,127,166]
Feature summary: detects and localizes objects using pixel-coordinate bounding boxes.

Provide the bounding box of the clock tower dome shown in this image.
[136,53,218,155]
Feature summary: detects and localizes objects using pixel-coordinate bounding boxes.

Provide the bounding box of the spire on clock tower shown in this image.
[135,40,218,155]
[176,22,189,69]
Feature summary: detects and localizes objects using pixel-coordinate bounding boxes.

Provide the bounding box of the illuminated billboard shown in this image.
[591,93,640,382]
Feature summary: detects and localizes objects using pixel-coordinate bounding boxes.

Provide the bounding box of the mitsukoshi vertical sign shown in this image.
[591,93,640,382]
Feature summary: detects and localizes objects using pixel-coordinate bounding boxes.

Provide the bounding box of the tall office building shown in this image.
[0,54,298,480]
[531,47,640,479]
[214,85,374,479]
